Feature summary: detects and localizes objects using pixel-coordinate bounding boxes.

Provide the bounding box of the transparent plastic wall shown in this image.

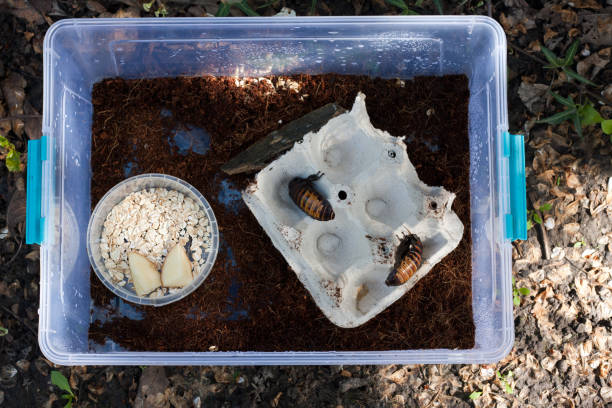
[41,17,511,364]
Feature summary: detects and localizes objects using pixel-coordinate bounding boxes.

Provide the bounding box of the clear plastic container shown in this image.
[30,16,523,365]
[86,174,219,306]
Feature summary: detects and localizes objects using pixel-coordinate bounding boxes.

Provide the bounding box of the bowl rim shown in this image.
[86,173,220,306]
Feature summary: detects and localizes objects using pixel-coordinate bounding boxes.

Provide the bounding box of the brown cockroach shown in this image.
[385,233,423,286]
[288,172,335,221]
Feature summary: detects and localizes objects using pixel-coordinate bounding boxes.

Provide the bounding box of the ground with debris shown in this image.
[0,1,611,407]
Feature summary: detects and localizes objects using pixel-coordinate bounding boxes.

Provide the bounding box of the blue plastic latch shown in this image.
[503,131,527,241]
[26,135,46,245]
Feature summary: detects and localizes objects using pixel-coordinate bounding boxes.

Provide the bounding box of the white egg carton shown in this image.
[242,93,464,328]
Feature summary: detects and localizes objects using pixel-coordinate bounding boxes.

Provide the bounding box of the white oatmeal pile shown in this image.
[100,187,212,297]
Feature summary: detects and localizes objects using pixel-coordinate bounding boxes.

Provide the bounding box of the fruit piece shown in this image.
[161,245,193,288]
[128,252,162,296]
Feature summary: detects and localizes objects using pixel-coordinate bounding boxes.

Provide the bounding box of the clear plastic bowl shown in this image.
[86,173,220,306]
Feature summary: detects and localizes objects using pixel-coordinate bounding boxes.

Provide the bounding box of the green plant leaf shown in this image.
[540,45,562,67]
[533,213,542,224]
[573,241,583,248]
[236,1,259,16]
[563,39,580,67]
[513,294,520,306]
[505,382,513,394]
[385,0,409,9]
[519,287,531,296]
[512,277,516,285]
[154,6,168,17]
[0,327,7,336]
[215,2,231,16]
[578,102,603,127]
[602,119,612,135]
[256,0,279,9]
[537,108,577,125]
[572,112,583,138]
[539,203,552,212]
[51,371,74,397]
[527,219,533,230]
[0,135,9,149]
[433,0,443,14]
[309,0,318,14]
[400,7,419,14]
[563,67,597,86]
[469,391,482,400]
[5,149,20,172]
[549,91,576,108]
[142,0,154,12]
[65,399,72,408]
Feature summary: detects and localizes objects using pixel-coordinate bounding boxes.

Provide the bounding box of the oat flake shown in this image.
[100,187,212,297]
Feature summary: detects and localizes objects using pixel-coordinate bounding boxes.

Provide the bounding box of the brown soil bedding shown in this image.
[89,74,474,351]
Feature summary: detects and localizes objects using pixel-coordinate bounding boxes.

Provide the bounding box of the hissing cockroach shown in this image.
[288,172,335,221]
[385,234,423,286]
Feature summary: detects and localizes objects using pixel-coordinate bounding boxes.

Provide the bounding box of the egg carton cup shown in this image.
[243,93,464,328]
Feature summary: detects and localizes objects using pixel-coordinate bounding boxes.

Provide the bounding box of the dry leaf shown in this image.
[23,101,42,140]
[563,222,580,235]
[7,0,46,25]
[1,72,27,137]
[565,172,581,189]
[563,343,580,366]
[574,277,592,299]
[551,5,578,24]
[601,387,612,403]
[571,0,601,9]
[25,249,40,261]
[387,368,407,384]
[527,40,540,52]
[536,169,556,184]
[544,28,558,42]
[578,340,593,358]
[518,82,548,113]
[7,190,26,236]
[535,285,554,302]
[113,7,140,18]
[86,0,106,13]
[576,49,610,78]
[599,360,611,378]
[592,327,609,351]
[565,200,580,216]
[551,185,573,200]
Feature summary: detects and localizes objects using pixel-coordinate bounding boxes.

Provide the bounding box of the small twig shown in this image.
[424,390,441,408]
[508,42,611,106]
[4,237,23,266]
[0,304,37,337]
[527,192,551,260]
[563,256,588,274]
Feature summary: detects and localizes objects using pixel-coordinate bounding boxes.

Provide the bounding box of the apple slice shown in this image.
[128,252,162,296]
[161,245,193,288]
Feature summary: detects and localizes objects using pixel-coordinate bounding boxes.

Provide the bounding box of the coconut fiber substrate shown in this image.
[89,74,474,351]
